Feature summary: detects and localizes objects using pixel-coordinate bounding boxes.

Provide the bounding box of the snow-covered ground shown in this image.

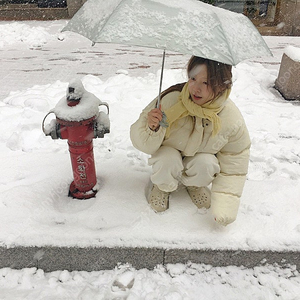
[1,263,300,300]
[1,20,300,251]
[0,20,300,299]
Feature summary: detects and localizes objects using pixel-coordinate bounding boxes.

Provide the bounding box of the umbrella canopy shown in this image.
[62,0,272,66]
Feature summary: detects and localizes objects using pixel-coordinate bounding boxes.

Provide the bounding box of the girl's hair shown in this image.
[187,56,232,97]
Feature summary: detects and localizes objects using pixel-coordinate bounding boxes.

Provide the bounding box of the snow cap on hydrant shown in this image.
[66,78,84,106]
[42,78,110,200]
[52,78,105,122]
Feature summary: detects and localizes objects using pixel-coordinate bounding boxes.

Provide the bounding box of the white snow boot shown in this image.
[148,184,170,212]
[186,186,211,209]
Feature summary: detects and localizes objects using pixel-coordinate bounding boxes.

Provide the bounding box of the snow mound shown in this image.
[284,45,300,62]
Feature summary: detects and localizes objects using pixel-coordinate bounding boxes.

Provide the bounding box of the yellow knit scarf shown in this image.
[164,83,230,138]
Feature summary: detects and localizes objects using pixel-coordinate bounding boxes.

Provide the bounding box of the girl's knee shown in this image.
[196,153,219,165]
[182,153,220,187]
[149,147,183,192]
[184,153,219,171]
[149,146,183,169]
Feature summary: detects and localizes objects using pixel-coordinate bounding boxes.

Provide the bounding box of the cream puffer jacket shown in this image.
[130,89,251,225]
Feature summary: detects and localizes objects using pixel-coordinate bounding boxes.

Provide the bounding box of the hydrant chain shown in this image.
[42,111,55,135]
[99,102,109,115]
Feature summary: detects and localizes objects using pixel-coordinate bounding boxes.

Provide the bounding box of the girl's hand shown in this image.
[148,106,163,131]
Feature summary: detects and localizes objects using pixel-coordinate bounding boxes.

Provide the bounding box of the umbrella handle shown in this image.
[156,49,166,108]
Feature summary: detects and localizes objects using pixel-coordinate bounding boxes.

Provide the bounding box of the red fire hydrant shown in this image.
[42,79,110,199]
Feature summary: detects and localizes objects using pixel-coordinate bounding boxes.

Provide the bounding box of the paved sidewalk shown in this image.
[3,23,299,102]
[0,32,188,102]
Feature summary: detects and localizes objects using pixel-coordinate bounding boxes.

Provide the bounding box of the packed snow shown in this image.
[284,45,300,62]
[0,19,300,299]
[0,263,300,299]
[52,79,108,121]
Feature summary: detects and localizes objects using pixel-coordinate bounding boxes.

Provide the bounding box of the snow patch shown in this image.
[284,45,300,62]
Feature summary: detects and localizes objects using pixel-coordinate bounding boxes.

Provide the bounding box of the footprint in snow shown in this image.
[109,267,135,299]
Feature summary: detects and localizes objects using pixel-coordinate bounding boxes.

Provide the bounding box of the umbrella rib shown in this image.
[93,0,125,44]
[213,13,236,65]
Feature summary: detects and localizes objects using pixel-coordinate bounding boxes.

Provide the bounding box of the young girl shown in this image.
[130,56,250,226]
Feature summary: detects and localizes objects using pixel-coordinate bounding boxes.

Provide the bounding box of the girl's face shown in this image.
[188,64,214,106]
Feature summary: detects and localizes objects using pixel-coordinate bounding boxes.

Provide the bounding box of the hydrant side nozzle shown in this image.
[94,108,110,138]
[93,121,110,138]
[50,123,61,139]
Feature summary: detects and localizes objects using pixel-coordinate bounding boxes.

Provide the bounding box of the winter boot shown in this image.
[148,184,170,212]
[186,186,211,209]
